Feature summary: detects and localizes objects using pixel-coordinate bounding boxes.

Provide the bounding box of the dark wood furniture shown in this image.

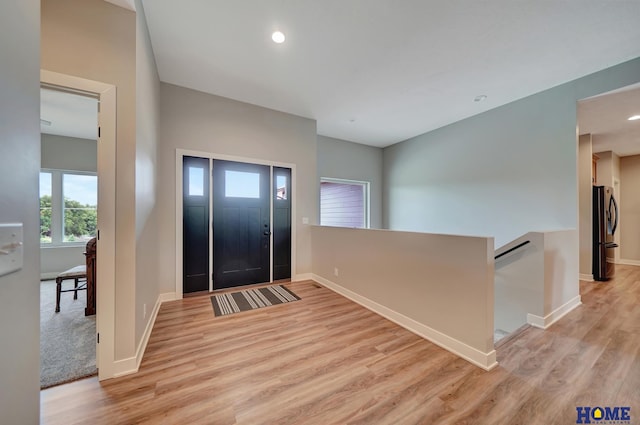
[84,237,97,316]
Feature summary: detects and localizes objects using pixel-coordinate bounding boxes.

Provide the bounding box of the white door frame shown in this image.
[41,70,117,380]
[175,148,297,298]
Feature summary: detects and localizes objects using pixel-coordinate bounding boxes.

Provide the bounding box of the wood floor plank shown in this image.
[41,269,640,424]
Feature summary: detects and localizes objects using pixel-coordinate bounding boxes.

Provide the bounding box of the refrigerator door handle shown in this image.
[609,195,619,236]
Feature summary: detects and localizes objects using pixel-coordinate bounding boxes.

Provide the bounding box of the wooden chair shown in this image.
[54,238,97,315]
[55,265,87,313]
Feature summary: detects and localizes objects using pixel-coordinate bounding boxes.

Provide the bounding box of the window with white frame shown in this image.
[320,178,369,228]
[40,170,97,245]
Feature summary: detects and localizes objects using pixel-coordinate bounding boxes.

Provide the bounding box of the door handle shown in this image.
[263,231,271,236]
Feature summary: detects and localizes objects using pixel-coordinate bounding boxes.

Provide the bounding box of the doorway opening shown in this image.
[577,82,640,277]
[39,86,98,387]
[41,70,117,381]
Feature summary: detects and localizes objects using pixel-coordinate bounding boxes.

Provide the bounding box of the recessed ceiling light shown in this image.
[272,31,285,44]
[474,95,487,102]
[628,115,640,121]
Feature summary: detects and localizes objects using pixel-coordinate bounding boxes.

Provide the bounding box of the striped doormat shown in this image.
[211,285,300,316]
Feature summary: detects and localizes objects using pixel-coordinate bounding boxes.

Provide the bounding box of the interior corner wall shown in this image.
[382,57,640,314]
[383,84,578,248]
[383,57,640,251]
[317,135,383,229]
[578,134,592,276]
[543,229,580,316]
[0,0,40,422]
[134,0,161,349]
[613,152,621,186]
[620,155,640,262]
[595,149,621,189]
[595,150,613,187]
[157,83,318,294]
[41,0,137,360]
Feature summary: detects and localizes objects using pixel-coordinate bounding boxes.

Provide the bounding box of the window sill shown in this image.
[40,244,87,249]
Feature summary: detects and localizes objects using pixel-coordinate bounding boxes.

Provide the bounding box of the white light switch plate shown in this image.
[0,223,23,277]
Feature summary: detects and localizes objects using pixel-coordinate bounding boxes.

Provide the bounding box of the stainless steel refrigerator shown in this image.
[593,185,618,281]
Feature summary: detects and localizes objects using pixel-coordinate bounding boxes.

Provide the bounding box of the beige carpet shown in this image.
[40,280,96,389]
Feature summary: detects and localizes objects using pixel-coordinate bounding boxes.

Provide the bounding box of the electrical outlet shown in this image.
[334,267,339,277]
[143,303,147,319]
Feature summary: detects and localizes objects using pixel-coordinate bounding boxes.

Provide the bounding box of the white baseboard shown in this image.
[527,295,582,329]
[312,274,497,371]
[158,292,178,302]
[111,292,177,378]
[579,273,594,282]
[293,273,313,282]
[618,259,640,267]
[112,356,137,378]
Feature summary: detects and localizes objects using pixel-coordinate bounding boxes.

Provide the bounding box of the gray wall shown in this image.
[311,226,496,368]
[317,135,383,228]
[384,86,577,247]
[578,134,592,277]
[41,134,97,171]
[157,83,317,293]
[620,155,640,262]
[383,57,640,250]
[0,0,40,422]
[134,0,161,352]
[42,0,138,360]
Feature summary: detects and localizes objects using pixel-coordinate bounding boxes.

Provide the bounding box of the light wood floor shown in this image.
[41,266,640,424]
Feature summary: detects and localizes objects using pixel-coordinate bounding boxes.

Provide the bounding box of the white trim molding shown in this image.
[579,273,594,282]
[158,292,178,303]
[40,272,59,281]
[112,356,137,378]
[312,274,498,371]
[527,295,582,329]
[112,292,177,378]
[41,69,117,381]
[618,259,640,267]
[293,273,313,282]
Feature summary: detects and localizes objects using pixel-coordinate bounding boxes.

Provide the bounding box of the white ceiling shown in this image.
[579,83,640,157]
[140,0,640,148]
[40,88,98,140]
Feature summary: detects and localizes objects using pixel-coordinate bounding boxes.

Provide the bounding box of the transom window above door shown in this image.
[225,170,261,198]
